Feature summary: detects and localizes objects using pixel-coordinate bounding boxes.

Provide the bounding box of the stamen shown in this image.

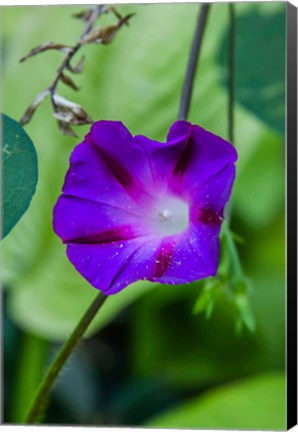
[153,195,189,237]
[159,209,173,221]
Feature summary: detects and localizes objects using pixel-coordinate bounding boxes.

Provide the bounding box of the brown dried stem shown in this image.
[20,5,134,136]
[48,5,105,111]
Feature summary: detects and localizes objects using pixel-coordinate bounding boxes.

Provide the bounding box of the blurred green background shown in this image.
[2,2,286,428]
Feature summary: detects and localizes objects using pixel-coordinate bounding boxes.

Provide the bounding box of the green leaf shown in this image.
[233,281,256,333]
[8,271,154,341]
[194,227,256,333]
[193,279,220,318]
[147,373,286,430]
[217,5,286,134]
[233,131,284,228]
[2,114,38,238]
[2,3,284,340]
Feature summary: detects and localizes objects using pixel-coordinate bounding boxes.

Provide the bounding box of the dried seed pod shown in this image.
[53,95,93,125]
[57,120,77,137]
[81,13,135,45]
[66,56,85,74]
[20,42,73,63]
[19,5,134,138]
[105,6,130,26]
[73,7,96,22]
[60,73,79,91]
[80,27,104,44]
[20,89,50,125]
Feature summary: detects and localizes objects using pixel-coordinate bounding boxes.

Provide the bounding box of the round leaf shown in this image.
[2,114,38,238]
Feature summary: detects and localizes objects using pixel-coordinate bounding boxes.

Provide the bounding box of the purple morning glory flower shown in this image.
[53,120,237,295]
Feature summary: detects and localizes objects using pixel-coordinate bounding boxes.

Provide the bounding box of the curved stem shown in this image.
[178,3,211,120]
[228,3,235,144]
[49,5,105,110]
[25,292,107,424]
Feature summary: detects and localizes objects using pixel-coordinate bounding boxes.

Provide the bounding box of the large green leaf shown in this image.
[2,114,38,238]
[217,5,286,134]
[232,128,284,228]
[2,3,284,340]
[147,373,286,430]
[8,273,154,341]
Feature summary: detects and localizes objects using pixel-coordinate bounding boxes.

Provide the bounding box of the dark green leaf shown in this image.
[217,6,286,134]
[2,114,38,238]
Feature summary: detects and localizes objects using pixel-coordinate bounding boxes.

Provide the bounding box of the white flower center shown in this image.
[153,195,189,236]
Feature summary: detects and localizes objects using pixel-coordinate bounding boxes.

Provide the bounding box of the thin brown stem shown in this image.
[178,3,211,120]
[49,5,105,109]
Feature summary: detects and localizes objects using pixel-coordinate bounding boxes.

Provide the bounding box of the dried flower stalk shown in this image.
[20,5,134,137]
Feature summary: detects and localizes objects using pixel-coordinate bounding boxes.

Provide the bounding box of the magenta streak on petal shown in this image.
[85,133,135,193]
[107,239,152,294]
[196,208,223,225]
[173,136,194,176]
[153,239,175,278]
[61,193,145,220]
[64,225,138,245]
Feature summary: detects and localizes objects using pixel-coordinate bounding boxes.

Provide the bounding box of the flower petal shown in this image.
[62,140,138,211]
[66,221,220,294]
[53,120,237,295]
[87,120,153,195]
[53,194,148,244]
[66,237,159,295]
[135,121,237,201]
[151,223,221,284]
[190,164,236,219]
[169,123,238,198]
[135,120,191,185]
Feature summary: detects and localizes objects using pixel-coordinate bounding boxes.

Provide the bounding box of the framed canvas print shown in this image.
[1,1,297,430]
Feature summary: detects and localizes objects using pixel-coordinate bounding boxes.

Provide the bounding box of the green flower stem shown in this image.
[178,3,211,120]
[223,224,243,280]
[12,333,48,423]
[25,292,107,424]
